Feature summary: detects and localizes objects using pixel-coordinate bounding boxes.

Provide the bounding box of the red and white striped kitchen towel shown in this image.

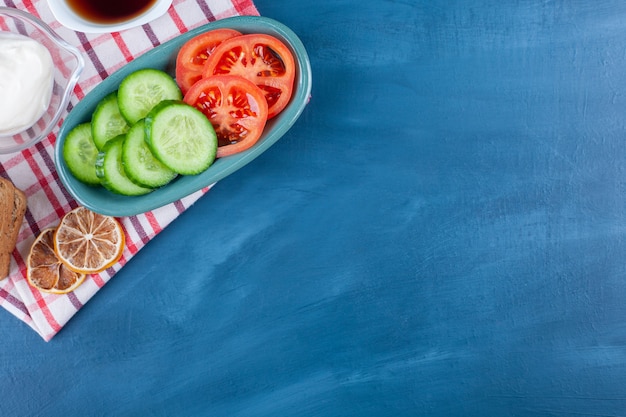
[0,0,259,341]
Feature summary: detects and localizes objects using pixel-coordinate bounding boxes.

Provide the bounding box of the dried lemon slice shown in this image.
[53,206,125,274]
[27,228,86,294]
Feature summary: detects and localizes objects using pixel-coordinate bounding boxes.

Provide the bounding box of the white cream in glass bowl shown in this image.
[0,7,84,154]
[0,32,54,136]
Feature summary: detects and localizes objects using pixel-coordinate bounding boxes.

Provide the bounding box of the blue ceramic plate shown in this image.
[54,16,312,217]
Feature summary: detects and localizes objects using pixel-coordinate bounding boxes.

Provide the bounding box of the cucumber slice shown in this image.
[122,119,177,188]
[91,91,130,150]
[145,100,217,175]
[63,122,100,186]
[118,69,183,125]
[95,135,153,196]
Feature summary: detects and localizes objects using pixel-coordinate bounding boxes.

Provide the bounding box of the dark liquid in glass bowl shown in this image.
[66,0,157,24]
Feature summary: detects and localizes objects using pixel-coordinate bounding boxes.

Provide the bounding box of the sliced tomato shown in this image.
[175,28,242,94]
[183,75,268,158]
[202,33,296,119]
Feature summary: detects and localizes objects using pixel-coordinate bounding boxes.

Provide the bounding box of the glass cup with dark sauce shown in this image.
[65,0,157,25]
[47,0,173,32]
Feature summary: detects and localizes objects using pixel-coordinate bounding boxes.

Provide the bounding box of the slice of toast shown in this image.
[0,178,27,279]
[0,180,11,279]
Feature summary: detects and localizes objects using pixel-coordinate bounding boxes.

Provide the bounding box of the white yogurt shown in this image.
[0,32,54,136]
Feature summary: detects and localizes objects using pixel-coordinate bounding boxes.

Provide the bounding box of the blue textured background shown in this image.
[4,0,626,415]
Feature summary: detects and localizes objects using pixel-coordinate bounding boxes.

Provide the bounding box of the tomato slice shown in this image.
[183,75,268,158]
[202,33,296,119]
[175,28,242,94]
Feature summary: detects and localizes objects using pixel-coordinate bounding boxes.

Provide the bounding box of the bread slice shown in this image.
[0,178,27,279]
[0,181,11,279]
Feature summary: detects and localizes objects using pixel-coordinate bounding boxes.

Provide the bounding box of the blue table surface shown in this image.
[5,1,626,415]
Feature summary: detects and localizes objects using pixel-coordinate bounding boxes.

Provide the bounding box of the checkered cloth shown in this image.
[0,0,259,341]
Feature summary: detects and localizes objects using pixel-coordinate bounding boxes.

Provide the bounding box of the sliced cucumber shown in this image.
[95,135,153,196]
[91,91,130,150]
[122,119,177,188]
[118,69,183,125]
[145,100,217,175]
[63,122,100,186]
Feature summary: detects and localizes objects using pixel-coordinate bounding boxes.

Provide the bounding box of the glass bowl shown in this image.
[0,7,84,154]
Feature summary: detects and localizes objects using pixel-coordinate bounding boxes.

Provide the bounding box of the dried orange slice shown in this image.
[27,228,86,294]
[53,206,125,274]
